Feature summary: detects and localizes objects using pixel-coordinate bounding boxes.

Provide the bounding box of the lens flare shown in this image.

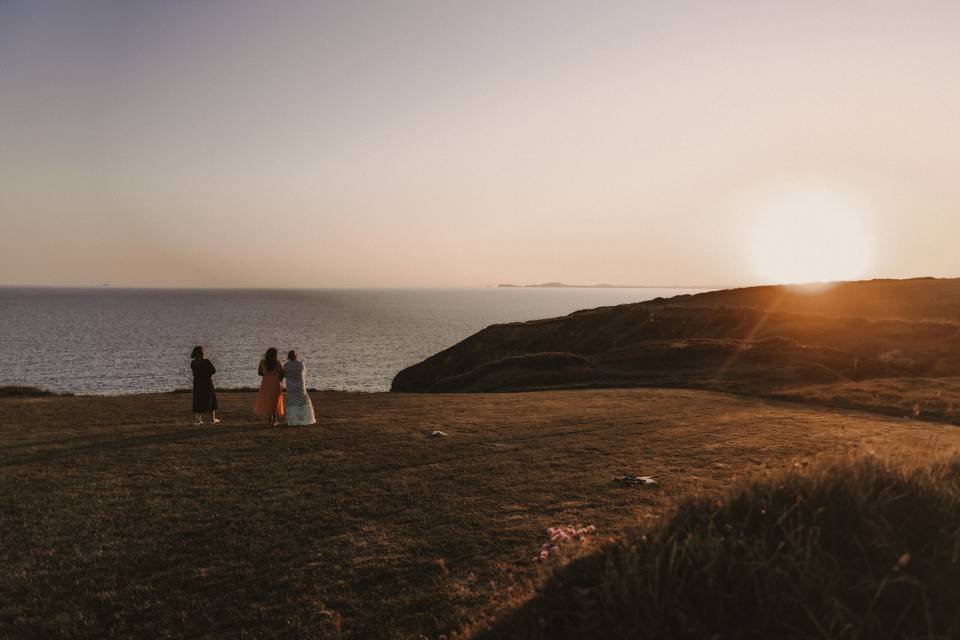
[745,188,875,286]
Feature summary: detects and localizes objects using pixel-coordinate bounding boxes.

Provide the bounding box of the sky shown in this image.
[1,0,959,288]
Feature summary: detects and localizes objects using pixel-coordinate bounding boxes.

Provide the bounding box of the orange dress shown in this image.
[254,360,285,417]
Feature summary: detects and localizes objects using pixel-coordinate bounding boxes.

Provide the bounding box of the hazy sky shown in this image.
[2,1,959,287]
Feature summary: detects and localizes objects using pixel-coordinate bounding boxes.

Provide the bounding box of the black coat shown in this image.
[191,358,218,412]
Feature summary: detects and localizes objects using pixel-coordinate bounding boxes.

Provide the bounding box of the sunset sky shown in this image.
[2,1,959,287]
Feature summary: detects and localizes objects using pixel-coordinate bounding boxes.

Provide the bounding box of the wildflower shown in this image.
[540,524,597,559]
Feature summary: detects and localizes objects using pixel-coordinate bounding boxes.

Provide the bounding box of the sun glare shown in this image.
[745,188,875,286]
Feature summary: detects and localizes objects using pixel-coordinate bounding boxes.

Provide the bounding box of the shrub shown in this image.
[0,385,61,397]
[479,457,960,639]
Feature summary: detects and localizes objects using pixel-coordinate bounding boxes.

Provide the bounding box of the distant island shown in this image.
[497,282,710,289]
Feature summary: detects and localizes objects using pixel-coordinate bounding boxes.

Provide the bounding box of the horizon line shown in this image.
[0,283,736,291]
[1,276,947,291]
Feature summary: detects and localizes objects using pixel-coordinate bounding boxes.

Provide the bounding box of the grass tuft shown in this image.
[480,456,960,639]
[0,385,63,397]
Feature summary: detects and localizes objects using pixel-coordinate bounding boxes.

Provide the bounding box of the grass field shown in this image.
[4,389,960,638]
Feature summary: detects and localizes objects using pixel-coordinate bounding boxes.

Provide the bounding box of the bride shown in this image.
[282,350,317,426]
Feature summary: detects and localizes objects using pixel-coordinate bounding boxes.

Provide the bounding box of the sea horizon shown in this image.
[0,283,725,291]
[0,286,708,396]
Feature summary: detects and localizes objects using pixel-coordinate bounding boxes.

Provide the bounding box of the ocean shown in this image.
[0,287,705,395]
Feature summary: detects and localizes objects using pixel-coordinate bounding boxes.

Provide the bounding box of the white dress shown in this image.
[282,359,317,426]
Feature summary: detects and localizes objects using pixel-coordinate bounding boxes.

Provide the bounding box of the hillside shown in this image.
[5,389,960,639]
[392,278,960,400]
[662,276,960,320]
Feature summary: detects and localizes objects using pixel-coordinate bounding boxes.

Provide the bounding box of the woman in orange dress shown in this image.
[254,347,285,426]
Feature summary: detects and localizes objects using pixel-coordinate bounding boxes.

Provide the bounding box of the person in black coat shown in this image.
[191,346,219,425]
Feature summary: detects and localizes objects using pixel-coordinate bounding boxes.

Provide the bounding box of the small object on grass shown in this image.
[429,430,449,437]
[615,475,658,486]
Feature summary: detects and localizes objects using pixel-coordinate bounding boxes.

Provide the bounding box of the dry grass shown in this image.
[770,377,960,422]
[4,389,960,638]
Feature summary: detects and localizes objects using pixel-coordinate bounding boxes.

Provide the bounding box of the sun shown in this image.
[744,188,875,286]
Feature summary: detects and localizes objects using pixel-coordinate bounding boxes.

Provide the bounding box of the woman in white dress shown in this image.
[282,350,317,426]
